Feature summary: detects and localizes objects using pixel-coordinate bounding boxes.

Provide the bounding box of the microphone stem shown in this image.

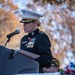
[5,38,10,47]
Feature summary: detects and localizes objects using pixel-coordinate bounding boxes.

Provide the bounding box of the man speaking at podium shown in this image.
[20,9,53,73]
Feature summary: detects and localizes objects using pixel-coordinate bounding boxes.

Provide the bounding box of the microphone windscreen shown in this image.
[15,29,20,34]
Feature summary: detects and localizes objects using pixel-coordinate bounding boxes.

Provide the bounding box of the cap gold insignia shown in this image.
[22,19,32,22]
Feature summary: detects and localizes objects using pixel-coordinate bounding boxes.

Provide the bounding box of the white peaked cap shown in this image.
[21,9,43,20]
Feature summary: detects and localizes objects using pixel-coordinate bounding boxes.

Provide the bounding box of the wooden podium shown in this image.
[0,45,39,75]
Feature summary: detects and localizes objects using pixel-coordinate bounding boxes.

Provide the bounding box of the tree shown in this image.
[0,0,19,47]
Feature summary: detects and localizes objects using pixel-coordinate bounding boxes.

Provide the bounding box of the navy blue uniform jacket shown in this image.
[20,28,52,72]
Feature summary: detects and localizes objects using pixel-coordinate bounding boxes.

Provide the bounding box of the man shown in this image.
[43,58,60,73]
[20,9,53,73]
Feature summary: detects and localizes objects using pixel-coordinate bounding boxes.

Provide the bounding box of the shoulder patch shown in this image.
[39,31,44,34]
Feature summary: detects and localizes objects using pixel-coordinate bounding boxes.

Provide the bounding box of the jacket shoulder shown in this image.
[39,31,47,36]
[37,31,50,41]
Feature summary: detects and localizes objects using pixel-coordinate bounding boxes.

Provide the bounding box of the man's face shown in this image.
[43,64,59,73]
[23,22,37,33]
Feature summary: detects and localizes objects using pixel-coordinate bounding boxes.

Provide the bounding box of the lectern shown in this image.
[0,45,39,75]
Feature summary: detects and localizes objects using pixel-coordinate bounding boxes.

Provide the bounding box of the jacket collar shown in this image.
[28,28,39,37]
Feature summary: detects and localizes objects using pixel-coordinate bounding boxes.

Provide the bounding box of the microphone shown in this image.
[7,29,20,38]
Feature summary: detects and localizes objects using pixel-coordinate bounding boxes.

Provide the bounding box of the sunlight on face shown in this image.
[23,22,37,33]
